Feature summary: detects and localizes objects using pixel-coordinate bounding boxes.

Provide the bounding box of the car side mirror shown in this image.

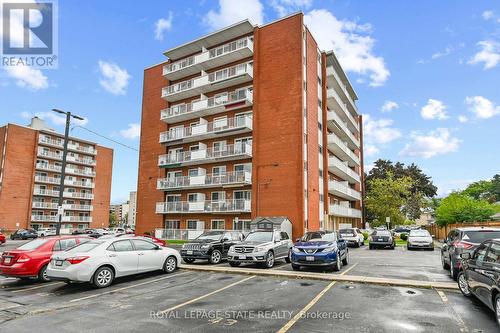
[460,252,471,260]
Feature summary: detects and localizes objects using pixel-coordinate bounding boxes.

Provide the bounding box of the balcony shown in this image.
[32,202,58,209]
[161,88,253,124]
[156,199,251,214]
[160,115,252,145]
[326,88,359,133]
[161,62,253,102]
[157,170,252,191]
[62,204,93,211]
[35,163,96,178]
[33,188,94,200]
[328,180,362,201]
[37,149,96,166]
[328,155,361,184]
[159,143,252,168]
[327,133,360,167]
[38,136,97,155]
[329,204,362,219]
[62,216,92,223]
[31,215,57,222]
[38,148,62,161]
[34,176,94,188]
[66,155,96,166]
[326,111,360,149]
[326,66,358,114]
[163,37,254,81]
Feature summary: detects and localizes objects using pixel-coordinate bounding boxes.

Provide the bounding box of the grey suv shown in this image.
[227,230,293,268]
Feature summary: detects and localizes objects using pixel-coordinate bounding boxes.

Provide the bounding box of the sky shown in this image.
[0,0,499,203]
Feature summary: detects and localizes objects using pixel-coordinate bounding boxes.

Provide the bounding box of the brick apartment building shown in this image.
[136,13,364,240]
[0,117,113,232]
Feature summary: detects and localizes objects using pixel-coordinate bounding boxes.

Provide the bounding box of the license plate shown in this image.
[55,260,63,266]
[238,255,246,260]
[378,238,383,241]
[186,250,193,255]
[306,256,315,261]
[4,257,11,264]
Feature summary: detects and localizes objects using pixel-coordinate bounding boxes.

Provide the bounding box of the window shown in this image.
[280,232,289,240]
[211,191,225,201]
[53,238,78,251]
[165,220,180,229]
[233,190,251,200]
[109,240,134,252]
[485,243,500,264]
[212,166,226,176]
[319,146,323,154]
[188,169,199,177]
[187,220,199,230]
[211,220,225,230]
[233,219,251,230]
[213,141,227,152]
[131,240,157,251]
[188,193,199,202]
[474,242,490,263]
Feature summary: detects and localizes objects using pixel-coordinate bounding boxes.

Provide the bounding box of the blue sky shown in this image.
[1,0,499,203]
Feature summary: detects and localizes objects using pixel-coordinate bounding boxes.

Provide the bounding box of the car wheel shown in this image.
[40,234,44,237]
[93,266,114,288]
[441,253,450,269]
[38,264,50,282]
[450,257,458,280]
[229,261,240,267]
[285,250,291,263]
[495,294,500,327]
[342,250,349,266]
[333,252,342,271]
[209,250,222,264]
[291,263,300,271]
[163,256,177,273]
[183,258,195,264]
[457,272,472,297]
[264,251,275,268]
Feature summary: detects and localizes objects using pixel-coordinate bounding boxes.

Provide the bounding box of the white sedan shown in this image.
[46,237,181,288]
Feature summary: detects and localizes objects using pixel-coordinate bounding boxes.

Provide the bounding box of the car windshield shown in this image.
[410,230,430,237]
[66,241,103,253]
[196,231,223,241]
[17,239,49,250]
[462,230,500,243]
[301,232,335,242]
[245,231,273,242]
[339,229,355,235]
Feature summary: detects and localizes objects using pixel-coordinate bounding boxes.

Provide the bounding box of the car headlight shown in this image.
[229,245,235,252]
[323,246,336,252]
[254,246,266,252]
[292,247,301,253]
[201,244,210,250]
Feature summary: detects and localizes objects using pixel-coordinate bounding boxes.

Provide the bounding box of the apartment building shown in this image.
[136,13,364,240]
[128,191,137,227]
[0,117,113,231]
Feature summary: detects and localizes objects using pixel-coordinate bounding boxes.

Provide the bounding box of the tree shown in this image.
[435,192,496,227]
[109,212,117,227]
[461,175,500,203]
[365,173,413,227]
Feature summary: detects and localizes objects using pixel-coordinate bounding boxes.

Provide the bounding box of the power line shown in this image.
[71,125,139,152]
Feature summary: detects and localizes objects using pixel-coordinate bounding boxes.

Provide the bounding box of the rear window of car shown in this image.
[409,230,430,237]
[17,239,49,250]
[373,230,391,236]
[66,241,103,253]
[339,229,355,235]
[462,230,500,243]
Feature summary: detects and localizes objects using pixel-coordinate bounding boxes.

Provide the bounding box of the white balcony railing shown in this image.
[35,163,96,177]
[34,176,60,185]
[62,216,92,223]
[330,204,362,218]
[160,115,252,143]
[32,202,58,209]
[31,215,58,222]
[326,66,358,113]
[62,204,93,211]
[33,189,94,200]
[32,202,93,211]
[66,155,96,166]
[159,143,252,167]
[329,180,362,201]
[156,199,251,214]
[160,88,253,123]
[34,176,94,188]
[39,136,97,155]
[326,111,360,149]
[327,88,359,132]
[157,171,252,190]
[327,133,360,166]
[38,148,62,160]
[328,155,361,184]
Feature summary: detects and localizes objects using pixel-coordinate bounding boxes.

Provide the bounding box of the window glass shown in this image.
[59,238,77,250]
[485,243,500,264]
[131,240,157,251]
[280,232,289,240]
[111,240,134,252]
[18,239,48,250]
[475,243,490,263]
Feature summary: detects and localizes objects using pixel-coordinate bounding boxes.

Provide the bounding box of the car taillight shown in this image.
[453,241,474,249]
[17,254,31,263]
[66,256,89,264]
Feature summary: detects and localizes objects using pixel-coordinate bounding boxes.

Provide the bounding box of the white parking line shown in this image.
[70,271,191,303]
[10,282,64,293]
[435,289,469,332]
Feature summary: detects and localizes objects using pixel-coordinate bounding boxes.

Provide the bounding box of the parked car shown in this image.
[393,227,411,237]
[136,234,167,247]
[338,228,364,247]
[10,229,38,240]
[0,232,6,245]
[290,230,349,271]
[46,237,181,288]
[37,227,56,237]
[227,229,292,268]
[181,231,244,264]
[407,229,434,250]
[369,230,395,249]
[111,227,126,235]
[441,227,500,280]
[0,236,90,281]
[457,239,500,327]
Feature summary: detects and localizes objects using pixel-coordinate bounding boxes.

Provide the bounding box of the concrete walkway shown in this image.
[179,264,459,290]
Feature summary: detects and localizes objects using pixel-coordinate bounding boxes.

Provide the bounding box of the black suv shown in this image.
[10,229,38,240]
[181,230,244,264]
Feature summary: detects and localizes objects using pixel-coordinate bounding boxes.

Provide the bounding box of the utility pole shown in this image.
[52,109,85,236]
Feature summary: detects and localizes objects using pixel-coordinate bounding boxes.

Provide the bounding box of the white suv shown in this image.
[37,228,56,237]
[339,228,365,247]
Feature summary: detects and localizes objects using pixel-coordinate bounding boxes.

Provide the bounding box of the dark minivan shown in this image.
[441,227,500,280]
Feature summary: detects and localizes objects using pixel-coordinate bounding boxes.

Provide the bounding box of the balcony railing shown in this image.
[327,88,359,132]
[327,133,360,166]
[160,115,252,144]
[66,155,96,166]
[157,171,252,191]
[62,204,93,211]
[34,176,94,188]
[326,66,358,113]
[34,176,60,185]
[159,143,252,167]
[156,199,251,214]
[328,180,362,201]
[326,111,360,149]
[32,202,93,211]
[32,202,58,209]
[31,215,58,222]
[33,188,94,200]
[329,204,362,218]
[160,88,253,123]
[38,149,62,160]
[62,216,92,223]
[39,136,97,155]
[328,155,361,184]
[35,163,96,177]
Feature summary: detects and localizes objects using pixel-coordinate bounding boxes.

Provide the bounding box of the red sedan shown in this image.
[137,234,167,247]
[0,232,6,244]
[0,236,89,281]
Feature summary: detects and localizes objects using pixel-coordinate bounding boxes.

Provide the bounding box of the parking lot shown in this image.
[0,244,498,332]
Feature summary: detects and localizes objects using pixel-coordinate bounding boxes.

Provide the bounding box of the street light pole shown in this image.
[52,109,85,236]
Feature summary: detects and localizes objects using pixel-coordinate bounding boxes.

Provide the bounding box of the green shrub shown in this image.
[362,232,369,240]
[400,233,408,241]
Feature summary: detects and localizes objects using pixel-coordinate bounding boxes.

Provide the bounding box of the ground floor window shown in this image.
[187,220,204,230]
[211,220,225,230]
[233,219,251,230]
[165,220,180,229]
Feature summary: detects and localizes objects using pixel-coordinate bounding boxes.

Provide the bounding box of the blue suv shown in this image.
[290,230,349,271]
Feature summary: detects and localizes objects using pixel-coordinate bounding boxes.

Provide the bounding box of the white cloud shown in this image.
[465,96,500,119]
[458,115,468,123]
[420,99,448,120]
[380,100,398,113]
[304,9,389,87]
[364,144,380,157]
[98,61,131,95]
[154,12,173,41]
[270,0,312,17]
[119,123,141,139]
[482,10,494,20]
[431,46,452,59]
[4,66,48,90]
[468,40,500,69]
[362,114,401,156]
[400,128,461,159]
[204,0,263,30]
[21,111,88,127]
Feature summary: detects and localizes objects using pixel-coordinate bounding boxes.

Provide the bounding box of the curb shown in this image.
[179,264,459,290]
